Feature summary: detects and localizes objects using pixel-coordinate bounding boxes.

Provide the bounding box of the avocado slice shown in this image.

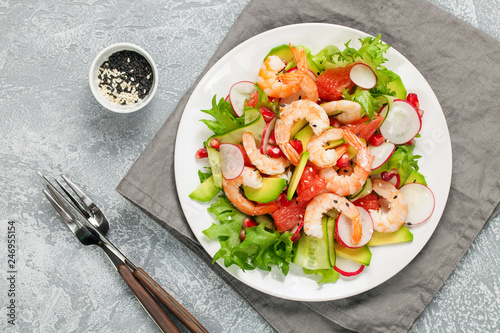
[264,44,320,76]
[189,176,220,202]
[334,242,372,266]
[367,225,413,246]
[286,152,310,200]
[403,169,427,186]
[243,177,287,203]
[386,73,407,100]
[294,125,315,152]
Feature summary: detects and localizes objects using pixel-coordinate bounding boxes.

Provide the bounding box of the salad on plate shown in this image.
[188,34,435,283]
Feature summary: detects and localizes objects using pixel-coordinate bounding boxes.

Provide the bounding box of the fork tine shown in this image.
[61,174,110,234]
[42,189,98,245]
[61,174,95,211]
[56,178,91,219]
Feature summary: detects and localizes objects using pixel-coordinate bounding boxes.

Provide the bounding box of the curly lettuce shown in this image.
[202,195,294,275]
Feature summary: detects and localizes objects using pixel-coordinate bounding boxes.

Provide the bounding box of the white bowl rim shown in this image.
[88,42,158,114]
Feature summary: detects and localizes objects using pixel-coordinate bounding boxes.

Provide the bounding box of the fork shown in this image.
[38,171,208,333]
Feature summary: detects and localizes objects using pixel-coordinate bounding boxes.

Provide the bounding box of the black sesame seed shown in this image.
[312,124,317,127]
[407,222,412,226]
[393,195,398,199]
[333,200,338,203]
[346,202,349,207]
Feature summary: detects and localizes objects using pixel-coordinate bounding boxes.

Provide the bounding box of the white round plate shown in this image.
[174,23,452,302]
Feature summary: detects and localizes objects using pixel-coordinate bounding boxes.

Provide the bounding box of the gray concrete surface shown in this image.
[1,0,499,332]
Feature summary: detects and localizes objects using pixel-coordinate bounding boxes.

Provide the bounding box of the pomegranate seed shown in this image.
[381,169,401,188]
[329,117,341,128]
[336,153,350,168]
[195,147,208,159]
[239,229,246,241]
[368,134,385,146]
[268,130,276,145]
[290,140,303,155]
[405,138,416,146]
[209,138,220,149]
[260,107,276,122]
[242,217,258,228]
[406,93,420,109]
[267,145,283,158]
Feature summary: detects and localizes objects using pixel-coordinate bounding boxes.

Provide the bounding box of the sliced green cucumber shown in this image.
[326,216,336,268]
[349,178,372,202]
[206,147,222,188]
[292,216,331,270]
[367,225,413,246]
[286,152,310,200]
[207,108,265,146]
[334,242,372,266]
[189,176,219,202]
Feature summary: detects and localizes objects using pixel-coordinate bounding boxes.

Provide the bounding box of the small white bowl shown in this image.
[89,43,158,113]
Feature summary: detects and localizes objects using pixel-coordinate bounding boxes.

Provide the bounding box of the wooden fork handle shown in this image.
[133,267,209,333]
[117,265,180,333]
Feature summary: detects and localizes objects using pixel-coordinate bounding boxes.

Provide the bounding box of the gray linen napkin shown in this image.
[117,0,500,332]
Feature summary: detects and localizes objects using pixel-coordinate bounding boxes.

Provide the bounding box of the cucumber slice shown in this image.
[292,216,331,270]
[348,178,372,202]
[189,176,220,202]
[207,108,266,146]
[206,147,222,188]
[326,216,336,268]
[367,225,413,246]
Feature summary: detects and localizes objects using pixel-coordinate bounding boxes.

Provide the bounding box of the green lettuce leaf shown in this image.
[197,168,212,183]
[342,88,380,119]
[202,195,294,275]
[200,96,244,135]
[372,145,422,183]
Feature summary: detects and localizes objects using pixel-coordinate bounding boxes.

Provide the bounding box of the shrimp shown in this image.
[369,179,408,232]
[304,192,362,245]
[257,44,318,100]
[319,129,374,196]
[321,100,363,124]
[242,132,291,175]
[306,128,349,168]
[274,100,329,165]
[280,44,319,101]
[222,167,278,216]
[257,55,301,98]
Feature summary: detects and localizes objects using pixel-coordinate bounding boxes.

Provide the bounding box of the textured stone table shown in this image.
[1,1,499,332]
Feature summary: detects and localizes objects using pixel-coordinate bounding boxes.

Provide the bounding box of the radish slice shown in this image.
[334,256,365,277]
[380,100,422,145]
[260,117,276,154]
[336,206,374,248]
[290,220,304,243]
[369,142,395,170]
[229,81,256,117]
[400,183,435,225]
[219,143,245,180]
[349,63,377,89]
